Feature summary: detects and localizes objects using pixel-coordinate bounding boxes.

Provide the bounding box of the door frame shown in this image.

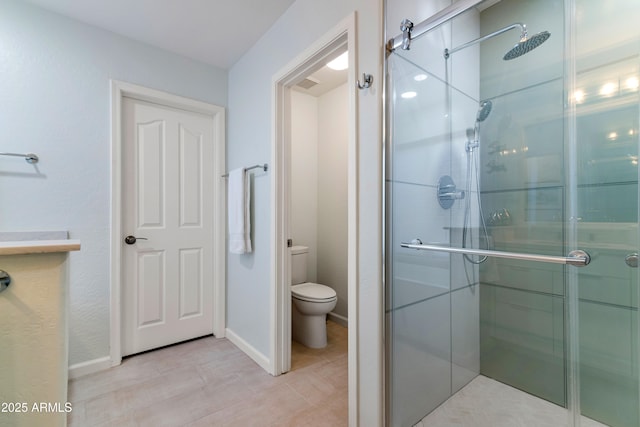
[270,12,359,425]
[109,80,226,366]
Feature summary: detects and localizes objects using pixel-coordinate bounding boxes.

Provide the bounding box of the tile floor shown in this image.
[69,322,609,427]
[68,321,348,426]
[418,375,607,427]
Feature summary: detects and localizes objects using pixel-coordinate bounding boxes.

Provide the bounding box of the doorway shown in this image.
[270,13,358,421]
[290,50,350,330]
[110,81,226,364]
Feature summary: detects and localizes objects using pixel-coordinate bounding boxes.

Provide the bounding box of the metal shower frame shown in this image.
[386,0,486,52]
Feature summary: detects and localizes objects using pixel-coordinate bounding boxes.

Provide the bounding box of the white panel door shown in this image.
[122,96,214,356]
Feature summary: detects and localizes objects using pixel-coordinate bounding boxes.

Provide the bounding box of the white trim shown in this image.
[346,14,360,427]
[68,356,112,379]
[270,12,359,426]
[110,80,226,368]
[225,328,271,373]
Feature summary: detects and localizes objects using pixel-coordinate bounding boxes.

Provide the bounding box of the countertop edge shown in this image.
[0,240,81,255]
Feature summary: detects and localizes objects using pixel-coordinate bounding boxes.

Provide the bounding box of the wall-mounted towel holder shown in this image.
[222,163,268,178]
[0,152,39,164]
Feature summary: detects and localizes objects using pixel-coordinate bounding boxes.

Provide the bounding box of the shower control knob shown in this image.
[625,253,638,268]
[124,235,148,245]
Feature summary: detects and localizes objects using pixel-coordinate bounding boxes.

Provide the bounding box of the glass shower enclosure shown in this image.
[385,0,640,426]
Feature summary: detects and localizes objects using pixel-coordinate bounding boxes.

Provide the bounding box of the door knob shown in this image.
[124,235,148,245]
[625,253,638,268]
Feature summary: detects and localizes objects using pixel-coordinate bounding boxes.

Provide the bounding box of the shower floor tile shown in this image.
[416,375,607,427]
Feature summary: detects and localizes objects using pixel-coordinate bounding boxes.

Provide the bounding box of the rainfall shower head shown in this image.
[476,100,493,122]
[503,31,551,60]
[444,23,550,61]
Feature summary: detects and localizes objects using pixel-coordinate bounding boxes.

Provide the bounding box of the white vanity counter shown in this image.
[0,239,81,256]
[0,231,80,254]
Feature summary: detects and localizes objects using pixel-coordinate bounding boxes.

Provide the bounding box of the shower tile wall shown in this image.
[574,2,640,425]
[475,0,562,410]
[476,1,640,426]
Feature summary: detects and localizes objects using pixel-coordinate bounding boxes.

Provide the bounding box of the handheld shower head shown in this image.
[468,100,493,152]
[476,100,493,122]
[503,31,551,60]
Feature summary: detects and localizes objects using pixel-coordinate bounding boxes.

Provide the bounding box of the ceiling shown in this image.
[292,49,348,97]
[24,0,348,95]
[24,0,297,69]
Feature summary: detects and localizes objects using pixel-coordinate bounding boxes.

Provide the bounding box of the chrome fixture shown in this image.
[400,19,414,50]
[488,208,512,226]
[476,100,493,122]
[462,100,493,265]
[444,23,550,60]
[401,242,591,267]
[0,270,10,293]
[625,253,638,268]
[222,163,268,178]
[357,73,374,89]
[387,0,486,52]
[124,235,148,245]
[0,152,39,164]
[437,175,465,209]
[504,30,551,60]
[467,100,492,152]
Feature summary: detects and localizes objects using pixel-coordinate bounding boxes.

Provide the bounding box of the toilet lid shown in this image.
[291,283,337,302]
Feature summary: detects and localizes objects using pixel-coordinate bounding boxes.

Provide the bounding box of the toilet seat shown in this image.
[291,282,337,302]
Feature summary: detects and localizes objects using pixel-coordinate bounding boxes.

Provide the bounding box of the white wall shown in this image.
[0,0,228,366]
[318,83,349,319]
[291,84,349,319]
[227,1,383,424]
[291,91,318,281]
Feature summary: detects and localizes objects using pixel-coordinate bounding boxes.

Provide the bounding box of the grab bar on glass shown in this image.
[400,242,591,267]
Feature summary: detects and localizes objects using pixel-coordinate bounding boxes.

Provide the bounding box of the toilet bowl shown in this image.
[291,282,337,348]
[290,246,338,348]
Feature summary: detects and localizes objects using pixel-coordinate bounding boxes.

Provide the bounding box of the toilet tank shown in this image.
[291,245,309,285]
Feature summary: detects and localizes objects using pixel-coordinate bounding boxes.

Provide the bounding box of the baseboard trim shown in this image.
[68,356,113,379]
[328,312,348,328]
[225,328,271,373]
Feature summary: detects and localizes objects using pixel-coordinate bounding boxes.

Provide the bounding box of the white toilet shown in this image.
[291,245,337,348]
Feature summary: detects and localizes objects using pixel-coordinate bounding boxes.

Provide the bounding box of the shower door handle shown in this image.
[400,242,591,267]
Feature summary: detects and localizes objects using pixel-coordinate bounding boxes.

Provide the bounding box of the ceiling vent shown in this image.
[296,77,320,90]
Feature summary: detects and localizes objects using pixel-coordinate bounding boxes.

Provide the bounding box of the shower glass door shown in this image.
[385,0,640,426]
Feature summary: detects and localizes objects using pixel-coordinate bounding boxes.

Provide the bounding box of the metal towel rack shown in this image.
[0,152,39,164]
[222,163,268,178]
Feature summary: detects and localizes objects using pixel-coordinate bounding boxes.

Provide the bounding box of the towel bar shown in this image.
[0,152,39,164]
[222,163,268,178]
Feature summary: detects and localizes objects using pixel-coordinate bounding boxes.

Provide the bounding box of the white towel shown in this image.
[228,168,252,254]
